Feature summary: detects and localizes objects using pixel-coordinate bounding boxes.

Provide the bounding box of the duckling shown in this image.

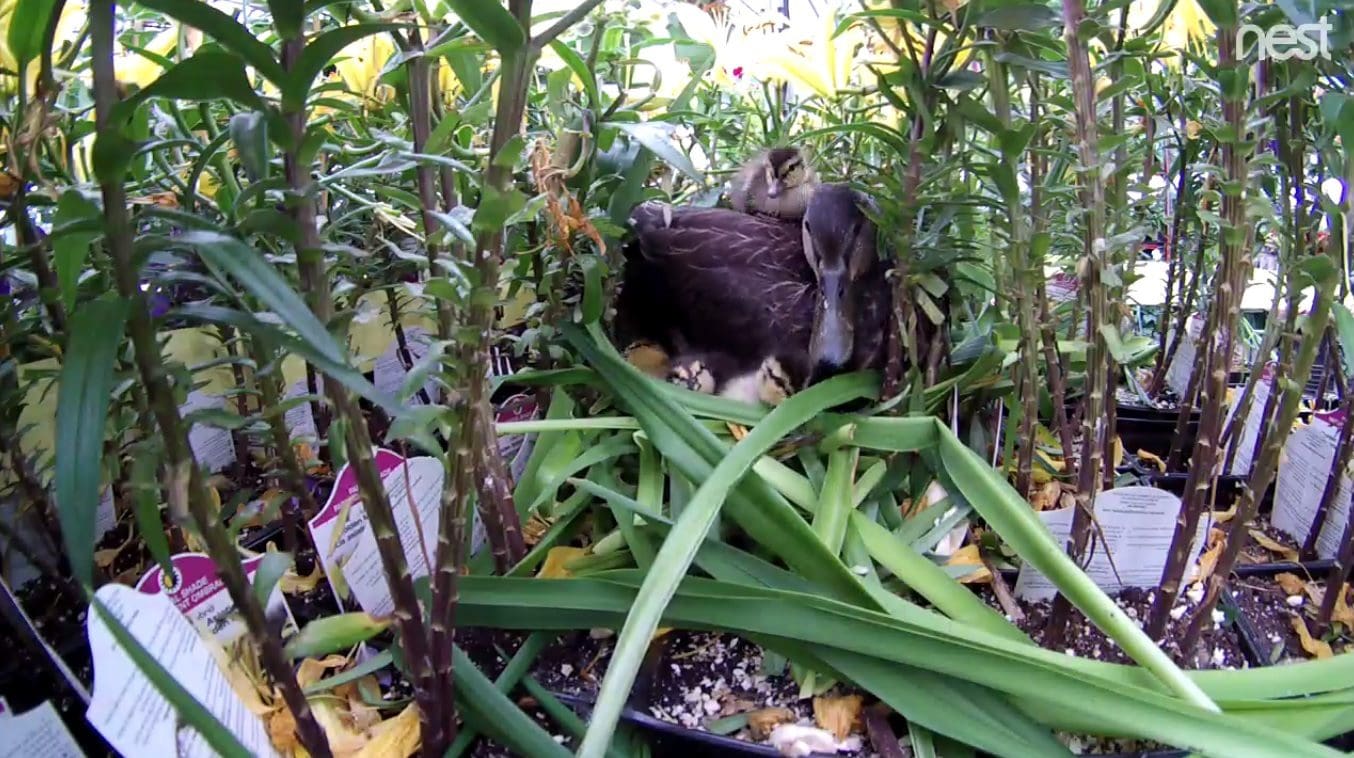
[730,147,817,219]
[668,353,799,406]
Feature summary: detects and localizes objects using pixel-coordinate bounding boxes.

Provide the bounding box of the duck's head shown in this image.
[762,147,813,200]
[801,184,879,381]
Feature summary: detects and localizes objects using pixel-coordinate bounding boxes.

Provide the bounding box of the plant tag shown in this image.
[1273,409,1351,558]
[94,484,118,539]
[180,390,237,473]
[1224,363,1274,475]
[496,392,539,482]
[85,585,280,758]
[0,697,83,758]
[283,380,318,441]
[309,449,464,616]
[373,328,440,405]
[1165,314,1204,398]
[135,553,298,644]
[1015,486,1210,601]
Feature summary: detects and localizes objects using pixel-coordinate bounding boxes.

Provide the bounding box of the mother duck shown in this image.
[615,184,891,404]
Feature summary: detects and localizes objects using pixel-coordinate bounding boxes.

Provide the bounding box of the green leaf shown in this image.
[268,0,306,40]
[55,295,129,586]
[580,255,603,324]
[615,122,704,183]
[174,303,399,416]
[130,0,286,84]
[451,646,571,757]
[472,184,529,235]
[228,111,270,182]
[549,40,599,109]
[571,325,876,756]
[111,48,262,126]
[285,23,401,111]
[90,595,252,757]
[284,612,391,658]
[444,0,525,57]
[92,130,140,185]
[303,650,394,694]
[51,190,102,313]
[974,4,1062,31]
[7,0,57,69]
[130,449,173,576]
[1331,303,1354,379]
[250,551,293,611]
[183,232,345,365]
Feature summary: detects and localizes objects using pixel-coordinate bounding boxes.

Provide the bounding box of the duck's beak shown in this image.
[809,267,854,380]
[766,179,783,199]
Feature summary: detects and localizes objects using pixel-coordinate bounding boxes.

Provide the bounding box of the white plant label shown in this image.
[94,485,117,539]
[85,585,280,758]
[374,328,439,405]
[135,552,297,644]
[283,380,318,441]
[1165,315,1204,398]
[1273,409,1351,558]
[1224,363,1274,476]
[310,448,482,616]
[180,390,237,472]
[1015,486,1211,601]
[0,698,83,758]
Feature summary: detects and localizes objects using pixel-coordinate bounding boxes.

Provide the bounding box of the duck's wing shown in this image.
[626,203,816,358]
[629,204,799,268]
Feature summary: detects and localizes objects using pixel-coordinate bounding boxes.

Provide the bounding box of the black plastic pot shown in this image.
[1117,416,1199,464]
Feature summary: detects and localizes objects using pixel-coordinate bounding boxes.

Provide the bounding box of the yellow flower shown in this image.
[1128,0,1216,56]
[334,31,397,107]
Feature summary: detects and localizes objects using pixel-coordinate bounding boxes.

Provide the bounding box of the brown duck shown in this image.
[615,183,890,403]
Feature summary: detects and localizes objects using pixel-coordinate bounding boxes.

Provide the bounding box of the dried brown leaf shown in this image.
[945,544,992,584]
[1332,584,1354,629]
[1291,615,1333,659]
[1274,572,1307,596]
[746,707,798,739]
[296,655,349,689]
[1248,529,1300,562]
[351,703,419,758]
[1136,449,1167,473]
[813,694,863,740]
[1030,480,1060,511]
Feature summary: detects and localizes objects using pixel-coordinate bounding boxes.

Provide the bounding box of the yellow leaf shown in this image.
[1274,572,1307,596]
[945,544,992,584]
[1193,527,1224,584]
[296,655,349,689]
[280,564,325,595]
[311,699,370,756]
[537,546,587,579]
[1249,530,1300,562]
[1212,501,1237,524]
[94,547,122,569]
[1291,615,1333,659]
[813,694,863,740]
[352,703,421,758]
[1332,584,1354,629]
[746,706,797,739]
[1137,449,1167,473]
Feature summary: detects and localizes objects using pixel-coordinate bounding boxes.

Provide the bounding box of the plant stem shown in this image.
[87,4,329,755]
[277,33,442,754]
[1049,0,1111,646]
[1149,14,1254,640]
